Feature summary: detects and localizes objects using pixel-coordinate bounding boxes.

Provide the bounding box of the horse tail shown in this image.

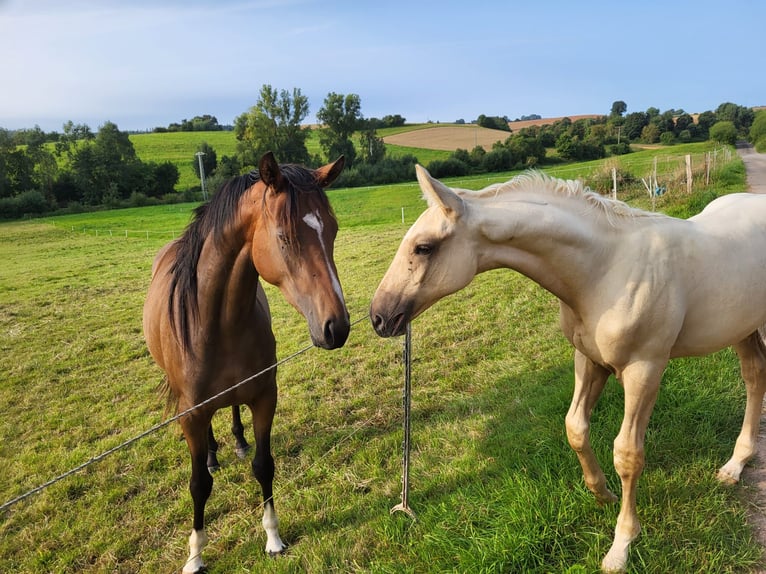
[156,374,179,419]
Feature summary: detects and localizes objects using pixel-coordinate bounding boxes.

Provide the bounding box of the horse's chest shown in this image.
[560,306,634,372]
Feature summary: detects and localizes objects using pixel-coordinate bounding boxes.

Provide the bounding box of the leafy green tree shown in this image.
[234,84,310,168]
[674,113,694,135]
[610,101,627,117]
[476,115,511,132]
[696,111,717,138]
[715,102,754,132]
[54,121,94,161]
[359,125,386,164]
[749,110,766,146]
[69,121,141,204]
[317,92,361,166]
[192,142,217,180]
[622,112,649,141]
[149,162,180,197]
[641,123,660,143]
[217,155,242,179]
[709,121,738,145]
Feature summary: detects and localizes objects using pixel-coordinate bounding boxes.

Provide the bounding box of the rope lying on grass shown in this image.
[0,315,370,514]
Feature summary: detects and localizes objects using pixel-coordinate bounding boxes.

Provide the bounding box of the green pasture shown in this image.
[129,128,453,192]
[0,146,762,573]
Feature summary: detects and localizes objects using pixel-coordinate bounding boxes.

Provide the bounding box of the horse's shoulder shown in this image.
[151,240,179,278]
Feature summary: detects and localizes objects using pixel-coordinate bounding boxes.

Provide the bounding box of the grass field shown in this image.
[1,145,762,573]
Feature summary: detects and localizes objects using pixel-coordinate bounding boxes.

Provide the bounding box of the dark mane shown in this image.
[167,164,334,351]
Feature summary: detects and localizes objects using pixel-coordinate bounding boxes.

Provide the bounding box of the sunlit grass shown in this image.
[0,149,761,572]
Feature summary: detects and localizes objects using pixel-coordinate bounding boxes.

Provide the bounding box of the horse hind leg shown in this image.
[718,331,766,484]
[231,405,252,459]
[207,424,220,472]
[249,382,287,556]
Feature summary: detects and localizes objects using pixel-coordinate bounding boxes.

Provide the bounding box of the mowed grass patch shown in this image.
[0,156,762,572]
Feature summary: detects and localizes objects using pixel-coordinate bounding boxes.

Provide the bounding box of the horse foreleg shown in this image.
[231,405,252,459]
[181,413,214,574]
[249,385,287,556]
[565,349,616,504]
[718,332,766,484]
[602,360,663,574]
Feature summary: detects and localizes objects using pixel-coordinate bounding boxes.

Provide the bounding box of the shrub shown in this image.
[749,111,766,145]
[709,121,738,145]
[427,158,469,178]
[660,131,676,145]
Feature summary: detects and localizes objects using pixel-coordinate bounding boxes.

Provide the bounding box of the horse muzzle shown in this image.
[311,315,350,349]
[369,296,412,338]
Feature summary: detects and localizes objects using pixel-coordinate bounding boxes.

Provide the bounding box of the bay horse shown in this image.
[370,166,766,572]
[143,152,349,573]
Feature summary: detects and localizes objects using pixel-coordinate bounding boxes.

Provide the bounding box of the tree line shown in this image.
[0,89,761,219]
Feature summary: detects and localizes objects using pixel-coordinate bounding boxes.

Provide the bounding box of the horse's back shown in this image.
[668,193,766,355]
[691,192,766,225]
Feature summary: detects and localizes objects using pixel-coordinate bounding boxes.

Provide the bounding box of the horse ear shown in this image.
[315,155,345,187]
[259,151,285,191]
[415,164,464,219]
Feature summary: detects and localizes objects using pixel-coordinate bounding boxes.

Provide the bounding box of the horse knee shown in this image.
[252,453,275,486]
[565,414,589,452]
[613,443,644,480]
[190,469,213,503]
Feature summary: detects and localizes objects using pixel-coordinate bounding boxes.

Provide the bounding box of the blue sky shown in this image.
[1,0,764,132]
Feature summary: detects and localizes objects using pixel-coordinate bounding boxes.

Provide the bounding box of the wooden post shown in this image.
[612,167,617,200]
[685,154,693,194]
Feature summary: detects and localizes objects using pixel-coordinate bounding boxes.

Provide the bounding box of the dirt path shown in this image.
[736,142,766,569]
[738,141,766,194]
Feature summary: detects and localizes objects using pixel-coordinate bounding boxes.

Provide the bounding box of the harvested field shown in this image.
[383,115,603,151]
[383,125,509,151]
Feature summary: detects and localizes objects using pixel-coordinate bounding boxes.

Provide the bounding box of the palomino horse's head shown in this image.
[250,152,349,349]
[370,165,479,337]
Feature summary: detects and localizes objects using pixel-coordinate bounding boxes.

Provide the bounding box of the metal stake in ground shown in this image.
[391,321,416,519]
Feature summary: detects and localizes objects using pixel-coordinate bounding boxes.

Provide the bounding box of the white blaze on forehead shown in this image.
[302,211,345,303]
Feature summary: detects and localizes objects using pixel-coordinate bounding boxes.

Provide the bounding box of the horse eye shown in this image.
[414,244,433,256]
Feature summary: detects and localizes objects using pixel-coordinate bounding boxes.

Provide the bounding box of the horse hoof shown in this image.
[207,464,220,473]
[716,469,739,485]
[235,445,252,459]
[267,543,288,558]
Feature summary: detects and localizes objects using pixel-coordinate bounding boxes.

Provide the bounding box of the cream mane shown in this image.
[459,170,665,225]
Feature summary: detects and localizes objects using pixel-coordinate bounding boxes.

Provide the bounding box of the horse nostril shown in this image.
[323,320,335,347]
[371,313,384,332]
[322,318,350,349]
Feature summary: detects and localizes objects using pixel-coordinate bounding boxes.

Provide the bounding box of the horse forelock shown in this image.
[470,170,661,225]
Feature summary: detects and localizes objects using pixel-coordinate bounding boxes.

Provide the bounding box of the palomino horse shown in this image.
[143,152,349,573]
[370,166,766,573]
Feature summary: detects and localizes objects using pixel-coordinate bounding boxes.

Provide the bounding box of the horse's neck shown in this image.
[474,198,617,307]
[196,229,260,329]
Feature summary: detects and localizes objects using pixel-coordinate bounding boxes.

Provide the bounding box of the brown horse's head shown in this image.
[249,152,349,349]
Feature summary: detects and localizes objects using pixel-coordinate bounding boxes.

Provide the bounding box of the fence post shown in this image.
[685,154,693,194]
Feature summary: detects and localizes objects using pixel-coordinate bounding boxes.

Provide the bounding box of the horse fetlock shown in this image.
[235,444,252,459]
[601,525,639,573]
[262,502,286,555]
[183,528,208,574]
